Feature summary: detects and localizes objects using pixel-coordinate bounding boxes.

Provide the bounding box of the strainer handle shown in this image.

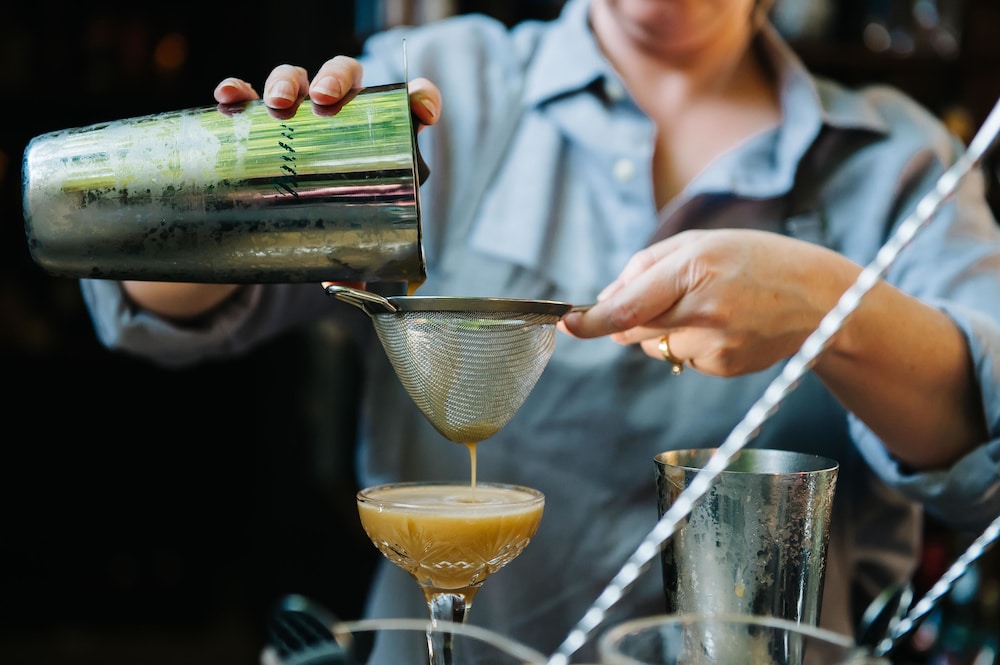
[323,284,399,314]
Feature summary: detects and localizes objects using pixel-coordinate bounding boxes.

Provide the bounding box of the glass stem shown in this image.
[426,593,471,665]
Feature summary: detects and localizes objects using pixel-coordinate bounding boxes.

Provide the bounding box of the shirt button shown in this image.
[604,78,626,102]
[613,158,636,182]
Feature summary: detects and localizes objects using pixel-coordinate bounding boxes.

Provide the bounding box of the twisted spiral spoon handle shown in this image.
[873,513,1000,657]
[547,96,1000,665]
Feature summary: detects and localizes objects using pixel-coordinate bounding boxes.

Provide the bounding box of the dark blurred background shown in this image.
[0,1,998,664]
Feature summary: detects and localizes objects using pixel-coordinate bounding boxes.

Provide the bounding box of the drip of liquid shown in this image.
[465,442,479,490]
[406,277,425,296]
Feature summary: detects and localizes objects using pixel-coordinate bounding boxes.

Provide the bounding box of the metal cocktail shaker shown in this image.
[22,83,428,284]
[655,448,838,627]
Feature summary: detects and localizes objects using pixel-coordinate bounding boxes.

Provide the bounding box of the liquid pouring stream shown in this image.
[547,95,1000,665]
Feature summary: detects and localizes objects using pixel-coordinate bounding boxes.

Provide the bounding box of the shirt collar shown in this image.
[760,22,891,134]
[523,3,892,153]
[522,0,613,109]
[518,1,896,201]
[691,22,893,200]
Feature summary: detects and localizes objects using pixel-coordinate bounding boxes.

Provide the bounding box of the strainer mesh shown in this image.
[371,310,561,443]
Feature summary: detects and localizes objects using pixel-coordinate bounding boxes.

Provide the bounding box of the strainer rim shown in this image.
[382,295,573,315]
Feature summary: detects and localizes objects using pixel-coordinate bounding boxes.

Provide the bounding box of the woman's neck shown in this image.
[589,0,764,112]
[587,0,781,208]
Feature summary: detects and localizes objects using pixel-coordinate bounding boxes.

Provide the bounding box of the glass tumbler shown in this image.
[598,613,889,665]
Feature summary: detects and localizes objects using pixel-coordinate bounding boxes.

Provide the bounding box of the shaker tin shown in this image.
[22,83,428,284]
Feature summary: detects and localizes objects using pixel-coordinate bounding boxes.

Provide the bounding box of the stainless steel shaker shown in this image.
[655,448,839,627]
[22,83,428,284]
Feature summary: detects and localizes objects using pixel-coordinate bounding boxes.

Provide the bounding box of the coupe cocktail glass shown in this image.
[356,480,544,665]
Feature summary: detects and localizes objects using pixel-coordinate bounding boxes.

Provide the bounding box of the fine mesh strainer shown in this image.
[325,285,573,443]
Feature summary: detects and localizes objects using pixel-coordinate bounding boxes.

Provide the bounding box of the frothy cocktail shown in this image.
[357,482,544,599]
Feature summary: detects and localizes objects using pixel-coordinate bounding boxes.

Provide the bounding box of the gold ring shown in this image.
[658,336,685,375]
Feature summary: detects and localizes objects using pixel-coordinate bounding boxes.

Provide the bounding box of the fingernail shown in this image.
[418,96,437,121]
[270,80,297,103]
[311,76,342,99]
[217,77,241,92]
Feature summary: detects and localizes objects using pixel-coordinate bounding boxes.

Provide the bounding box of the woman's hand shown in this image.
[124,57,444,322]
[560,228,861,377]
[561,227,985,469]
[213,55,442,128]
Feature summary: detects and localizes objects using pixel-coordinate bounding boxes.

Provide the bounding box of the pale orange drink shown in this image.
[357,482,544,604]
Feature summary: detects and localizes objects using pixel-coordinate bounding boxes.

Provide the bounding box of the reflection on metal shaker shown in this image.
[21,83,428,284]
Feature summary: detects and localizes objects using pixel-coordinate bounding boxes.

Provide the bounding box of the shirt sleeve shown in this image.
[80,279,335,368]
[817,89,1000,532]
[851,294,1000,532]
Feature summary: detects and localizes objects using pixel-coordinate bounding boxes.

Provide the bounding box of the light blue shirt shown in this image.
[82,0,1000,659]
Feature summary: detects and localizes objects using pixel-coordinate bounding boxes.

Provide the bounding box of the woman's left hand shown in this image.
[559,228,861,377]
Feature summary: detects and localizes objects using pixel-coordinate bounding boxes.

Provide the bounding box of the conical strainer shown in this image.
[325,285,573,443]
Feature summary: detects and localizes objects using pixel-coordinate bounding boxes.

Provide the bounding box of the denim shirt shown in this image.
[81,0,1000,658]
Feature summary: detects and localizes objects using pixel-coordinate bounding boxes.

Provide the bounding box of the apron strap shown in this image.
[784,126,878,247]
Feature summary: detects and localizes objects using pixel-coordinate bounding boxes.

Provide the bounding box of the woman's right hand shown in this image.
[213,55,442,128]
[122,57,441,321]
